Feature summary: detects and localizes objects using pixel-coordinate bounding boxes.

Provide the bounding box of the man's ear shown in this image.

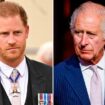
[25,25,29,38]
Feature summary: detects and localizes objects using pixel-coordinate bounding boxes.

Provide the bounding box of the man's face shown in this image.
[0,15,29,64]
[72,13,105,64]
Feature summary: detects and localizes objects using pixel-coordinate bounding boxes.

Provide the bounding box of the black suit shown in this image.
[0,57,52,105]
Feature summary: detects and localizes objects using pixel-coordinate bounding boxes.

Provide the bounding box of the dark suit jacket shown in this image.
[0,57,52,105]
[54,55,90,105]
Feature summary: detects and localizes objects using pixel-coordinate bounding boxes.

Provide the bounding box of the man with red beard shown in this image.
[0,1,52,105]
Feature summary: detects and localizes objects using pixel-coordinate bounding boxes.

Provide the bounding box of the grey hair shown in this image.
[70,1,105,38]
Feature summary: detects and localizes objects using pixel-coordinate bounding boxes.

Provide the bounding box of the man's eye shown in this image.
[14,31,22,35]
[74,30,83,37]
[74,30,80,34]
[88,35,95,39]
[0,32,9,36]
[87,32,96,39]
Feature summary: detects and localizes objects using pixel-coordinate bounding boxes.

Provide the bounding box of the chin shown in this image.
[6,57,18,61]
[79,54,93,61]
[5,54,21,60]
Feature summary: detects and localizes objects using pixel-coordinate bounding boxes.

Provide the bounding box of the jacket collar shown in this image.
[64,55,90,105]
[26,57,46,105]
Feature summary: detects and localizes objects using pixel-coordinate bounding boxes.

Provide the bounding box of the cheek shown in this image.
[0,40,7,49]
[73,36,81,45]
[19,39,26,46]
[17,35,27,43]
[73,37,80,51]
[91,39,105,51]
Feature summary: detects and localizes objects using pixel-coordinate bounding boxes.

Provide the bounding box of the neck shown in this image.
[0,56,25,68]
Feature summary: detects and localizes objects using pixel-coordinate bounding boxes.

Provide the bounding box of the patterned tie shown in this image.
[9,69,21,105]
[90,65,102,105]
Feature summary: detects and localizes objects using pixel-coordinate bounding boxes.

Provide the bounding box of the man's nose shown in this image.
[8,33,16,45]
[80,33,88,47]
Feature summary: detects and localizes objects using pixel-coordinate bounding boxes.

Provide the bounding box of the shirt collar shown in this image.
[80,63,91,72]
[96,51,105,70]
[80,51,105,72]
[0,57,27,78]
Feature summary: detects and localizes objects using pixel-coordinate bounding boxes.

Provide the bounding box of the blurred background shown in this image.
[54,0,105,65]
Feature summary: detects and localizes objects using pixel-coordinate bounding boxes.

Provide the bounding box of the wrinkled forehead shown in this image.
[78,2,105,15]
[78,4,105,19]
[75,10,104,27]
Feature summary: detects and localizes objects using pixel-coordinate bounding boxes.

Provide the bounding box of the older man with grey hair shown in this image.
[54,1,105,105]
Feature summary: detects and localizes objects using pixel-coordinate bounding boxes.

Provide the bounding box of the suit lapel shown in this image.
[64,55,90,105]
[26,58,47,105]
[0,83,3,105]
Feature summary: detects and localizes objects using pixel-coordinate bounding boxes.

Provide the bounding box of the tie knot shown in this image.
[90,65,100,78]
[9,69,20,83]
[90,65,97,72]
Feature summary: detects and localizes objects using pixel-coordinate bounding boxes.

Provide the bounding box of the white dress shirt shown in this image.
[80,52,105,105]
[0,57,28,105]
